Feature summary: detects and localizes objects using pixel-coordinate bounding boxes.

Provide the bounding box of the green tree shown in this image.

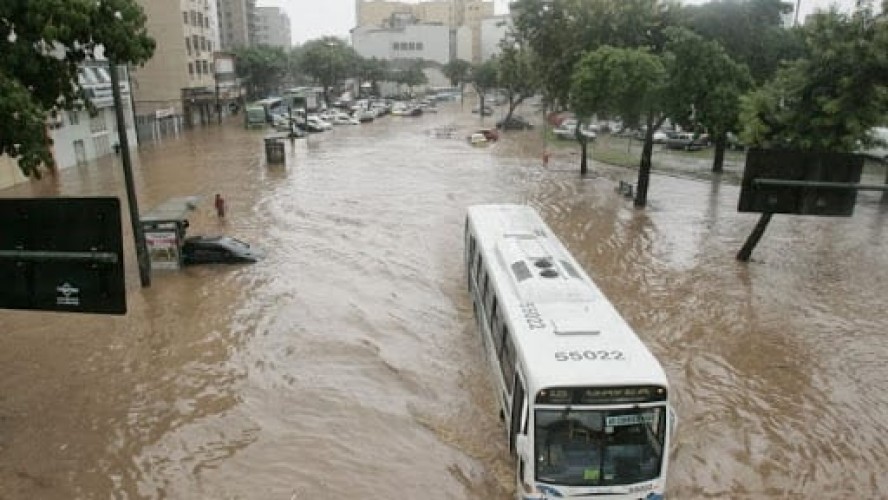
[496,39,538,126]
[739,5,888,152]
[512,0,679,110]
[470,59,499,120]
[234,45,288,99]
[685,0,803,84]
[442,58,472,87]
[662,28,753,172]
[402,62,428,95]
[298,37,356,107]
[0,0,155,177]
[356,57,389,97]
[571,46,667,204]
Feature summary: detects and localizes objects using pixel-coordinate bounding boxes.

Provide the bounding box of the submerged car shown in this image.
[496,115,534,130]
[182,236,264,265]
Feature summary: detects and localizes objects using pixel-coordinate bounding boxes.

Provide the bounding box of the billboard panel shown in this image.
[0,197,126,315]
[738,150,864,216]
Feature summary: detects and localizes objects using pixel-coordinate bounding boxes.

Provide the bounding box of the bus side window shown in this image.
[490,299,496,331]
[492,305,504,354]
[475,254,484,282]
[501,326,516,394]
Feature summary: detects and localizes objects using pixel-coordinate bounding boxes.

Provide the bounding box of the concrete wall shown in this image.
[455,25,472,62]
[0,156,27,191]
[50,105,138,170]
[353,24,451,64]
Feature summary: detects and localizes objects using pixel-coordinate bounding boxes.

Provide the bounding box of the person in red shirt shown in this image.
[214,193,226,218]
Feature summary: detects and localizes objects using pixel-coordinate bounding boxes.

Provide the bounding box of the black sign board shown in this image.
[536,386,668,405]
[738,149,864,216]
[0,197,126,315]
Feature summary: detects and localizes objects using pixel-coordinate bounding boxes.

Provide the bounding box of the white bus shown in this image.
[464,204,676,500]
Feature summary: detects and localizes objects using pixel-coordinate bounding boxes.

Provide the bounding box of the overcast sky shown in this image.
[257,0,861,46]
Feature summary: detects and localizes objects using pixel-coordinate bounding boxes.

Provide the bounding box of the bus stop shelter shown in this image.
[140,196,198,270]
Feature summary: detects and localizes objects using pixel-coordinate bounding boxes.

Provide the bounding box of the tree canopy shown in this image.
[661,27,753,172]
[740,6,888,151]
[234,45,288,100]
[297,37,356,106]
[442,59,472,87]
[0,0,155,177]
[496,38,538,124]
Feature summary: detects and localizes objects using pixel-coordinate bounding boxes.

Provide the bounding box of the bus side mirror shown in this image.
[668,405,678,438]
[516,434,531,463]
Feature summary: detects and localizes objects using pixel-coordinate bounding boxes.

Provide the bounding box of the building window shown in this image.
[205,17,209,28]
[185,37,191,55]
[193,35,200,54]
[207,40,212,52]
[209,62,214,74]
[183,12,188,24]
[416,42,423,50]
[196,61,202,75]
[392,42,398,50]
[201,60,209,74]
[197,12,203,27]
[408,42,415,50]
[188,62,194,75]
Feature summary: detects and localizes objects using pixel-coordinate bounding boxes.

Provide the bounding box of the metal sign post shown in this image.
[109,59,151,287]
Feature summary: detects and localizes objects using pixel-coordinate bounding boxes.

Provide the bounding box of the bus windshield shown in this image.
[534,406,666,487]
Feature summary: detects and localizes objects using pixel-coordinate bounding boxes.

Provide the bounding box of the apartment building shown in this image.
[217,0,258,50]
[131,0,219,141]
[352,23,451,64]
[255,6,291,48]
[354,0,493,63]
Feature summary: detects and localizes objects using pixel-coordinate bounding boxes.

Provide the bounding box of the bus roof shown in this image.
[467,204,669,394]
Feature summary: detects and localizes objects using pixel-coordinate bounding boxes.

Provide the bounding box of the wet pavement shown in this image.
[1,104,887,499]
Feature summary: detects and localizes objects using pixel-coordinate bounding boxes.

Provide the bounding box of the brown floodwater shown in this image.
[1,104,887,499]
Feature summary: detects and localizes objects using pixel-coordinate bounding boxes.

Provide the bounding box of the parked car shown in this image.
[553,119,596,140]
[468,128,499,143]
[726,132,746,151]
[182,236,263,265]
[496,115,534,130]
[665,132,709,151]
[859,127,888,162]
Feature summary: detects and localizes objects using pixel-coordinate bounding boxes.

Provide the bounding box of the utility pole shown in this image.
[109,60,151,287]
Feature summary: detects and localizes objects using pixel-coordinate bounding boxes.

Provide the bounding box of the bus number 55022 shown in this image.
[555,350,625,361]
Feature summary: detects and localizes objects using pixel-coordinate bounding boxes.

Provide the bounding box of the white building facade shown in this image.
[49,63,139,170]
[480,15,510,61]
[351,24,451,64]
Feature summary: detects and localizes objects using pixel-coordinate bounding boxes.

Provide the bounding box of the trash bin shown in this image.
[264,136,285,164]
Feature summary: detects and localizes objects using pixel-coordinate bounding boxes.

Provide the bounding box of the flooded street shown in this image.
[1,104,887,499]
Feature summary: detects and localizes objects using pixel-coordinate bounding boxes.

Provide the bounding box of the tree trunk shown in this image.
[882,162,888,204]
[575,121,587,176]
[712,133,727,173]
[580,138,588,176]
[480,94,486,122]
[634,112,657,208]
